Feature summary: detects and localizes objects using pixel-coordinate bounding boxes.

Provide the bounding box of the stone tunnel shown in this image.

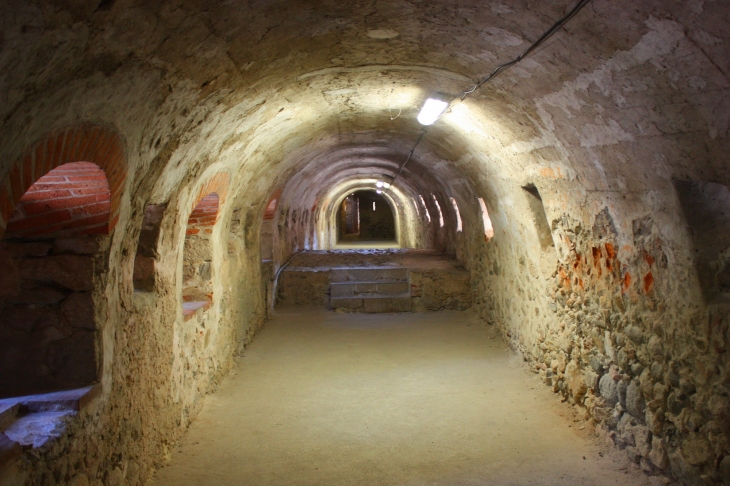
[0,0,729,484]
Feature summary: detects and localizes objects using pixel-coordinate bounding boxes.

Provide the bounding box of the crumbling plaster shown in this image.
[0,0,728,483]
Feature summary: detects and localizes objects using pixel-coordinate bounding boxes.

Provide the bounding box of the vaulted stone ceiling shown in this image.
[0,0,729,484]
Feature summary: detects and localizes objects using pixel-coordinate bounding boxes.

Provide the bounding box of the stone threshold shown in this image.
[0,385,100,470]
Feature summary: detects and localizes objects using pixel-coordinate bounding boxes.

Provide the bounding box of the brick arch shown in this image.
[0,125,126,236]
[264,187,282,220]
[186,194,220,236]
[188,172,230,226]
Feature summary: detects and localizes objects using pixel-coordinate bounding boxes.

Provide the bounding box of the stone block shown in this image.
[0,248,20,299]
[19,255,94,291]
[53,236,100,255]
[634,425,651,456]
[61,293,96,329]
[11,285,67,304]
[354,283,377,294]
[0,305,60,333]
[363,297,392,313]
[669,450,704,486]
[48,330,97,387]
[133,255,155,291]
[392,296,412,312]
[565,360,588,400]
[1,242,52,258]
[330,283,355,297]
[626,382,646,422]
[183,237,212,262]
[331,297,363,309]
[376,282,409,295]
[599,374,618,406]
[648,436,669,470]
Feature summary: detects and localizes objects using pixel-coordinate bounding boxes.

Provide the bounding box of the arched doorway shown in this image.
[0,162,109,398]
[337,190,396,246]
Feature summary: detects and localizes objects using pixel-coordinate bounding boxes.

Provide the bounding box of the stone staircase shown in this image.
[330,267,411,313]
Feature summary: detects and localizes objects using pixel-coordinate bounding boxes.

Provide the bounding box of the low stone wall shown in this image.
[277,269,330,306]
[277,267,472,311]
[410,270,472,311]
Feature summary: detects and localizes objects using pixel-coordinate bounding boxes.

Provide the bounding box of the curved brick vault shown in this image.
[0,125,126,237]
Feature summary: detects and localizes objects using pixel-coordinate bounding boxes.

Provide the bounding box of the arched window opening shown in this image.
[419,195,431,223]
[133,204,166,292]
[674,180,730,303]
[477,197,495,241]
[432,194,444,228]
[337,190,396,246]
[0,162,109,399]
[261,194,279,262]
[522,184,555,250]
[264,198,277,219]
[450,197,463,233]
[182,193,218,320]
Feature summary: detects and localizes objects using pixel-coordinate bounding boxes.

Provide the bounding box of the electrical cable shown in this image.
[457,0,592,101]
[386,0,592,192]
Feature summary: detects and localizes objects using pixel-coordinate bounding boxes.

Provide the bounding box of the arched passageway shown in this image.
[337,190,397,247]
[0,1,729,484]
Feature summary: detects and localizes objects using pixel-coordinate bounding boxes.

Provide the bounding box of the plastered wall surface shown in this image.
[0,0,727,484]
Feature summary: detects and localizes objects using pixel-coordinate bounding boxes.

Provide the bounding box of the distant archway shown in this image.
[337,190,396,244]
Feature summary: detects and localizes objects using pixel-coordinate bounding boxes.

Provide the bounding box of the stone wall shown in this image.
[0,235,108,398]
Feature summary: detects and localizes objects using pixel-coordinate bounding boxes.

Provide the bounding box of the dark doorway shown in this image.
[338,191,396,243]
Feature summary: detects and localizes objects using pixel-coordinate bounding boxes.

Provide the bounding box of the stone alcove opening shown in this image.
[477,197,495,242]
[674,180,730,304]
[0,162,108,398]
[522,184,556,251]
[337,190,396,244]
[133,204,166,292]
[182,193,219,319]
[260,190,280,262]
[449,197,463,233]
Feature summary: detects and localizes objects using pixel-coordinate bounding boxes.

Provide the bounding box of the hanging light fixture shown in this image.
[417,96,449,125]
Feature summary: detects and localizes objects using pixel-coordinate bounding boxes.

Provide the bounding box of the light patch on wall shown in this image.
[411,197,420,218]
[373,201,376,211]
[450,197,462,232]
[367,29,399,39]
[478,197,495,241]
[419,195,431,223]
[432,194,444,228]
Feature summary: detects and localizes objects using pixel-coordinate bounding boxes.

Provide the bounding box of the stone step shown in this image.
[331,293,411,313]
[330,281,410,298]
[330,267,408,283]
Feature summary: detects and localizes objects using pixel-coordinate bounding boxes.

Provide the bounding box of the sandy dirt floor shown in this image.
[153,307,657,486]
